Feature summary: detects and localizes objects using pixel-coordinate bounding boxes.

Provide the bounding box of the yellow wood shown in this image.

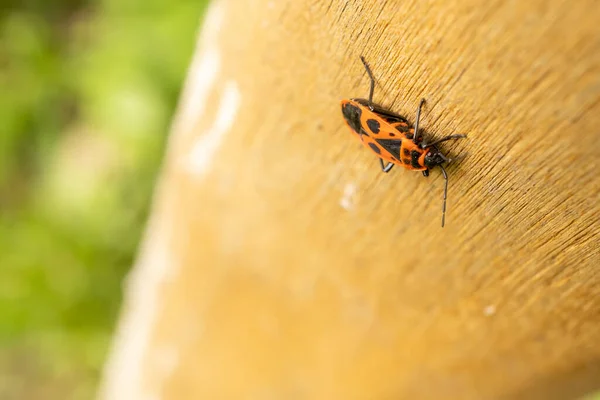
[101,0,600,399]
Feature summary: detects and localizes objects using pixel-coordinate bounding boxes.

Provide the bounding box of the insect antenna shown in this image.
[439,164,449,228]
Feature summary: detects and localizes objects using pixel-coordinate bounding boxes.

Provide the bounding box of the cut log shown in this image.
[100,0,600,399]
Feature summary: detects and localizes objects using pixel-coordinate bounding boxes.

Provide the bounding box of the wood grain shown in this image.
[100,0,600,399]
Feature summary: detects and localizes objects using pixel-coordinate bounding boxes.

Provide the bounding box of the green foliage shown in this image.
[0,0,208,397]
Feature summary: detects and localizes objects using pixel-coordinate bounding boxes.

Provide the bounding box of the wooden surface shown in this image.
[100,0,600,399]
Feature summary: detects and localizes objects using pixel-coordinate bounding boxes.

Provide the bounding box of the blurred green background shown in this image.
[1,0,208,398]
[2,1,600,400]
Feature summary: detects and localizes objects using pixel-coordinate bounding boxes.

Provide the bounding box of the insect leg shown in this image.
[421,134,467,149]
[412,98,426,144]
[379,158,394,173]
[360,56,376,110]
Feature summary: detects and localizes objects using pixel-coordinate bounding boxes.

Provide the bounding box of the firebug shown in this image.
[341,56,466,227]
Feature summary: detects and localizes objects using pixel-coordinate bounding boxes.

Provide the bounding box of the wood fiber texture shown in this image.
[101,0,600,399]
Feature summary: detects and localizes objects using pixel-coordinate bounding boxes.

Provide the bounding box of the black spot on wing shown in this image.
[368,142,381,154]
[341,102,363,133]
[403,148,410,156]
[411,150,422,169]
[366,119,380,134]
[392,122,410,133]
[382,115,402,124]
[375,138,402,159]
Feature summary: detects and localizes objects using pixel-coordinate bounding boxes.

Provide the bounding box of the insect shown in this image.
[341,56,466,227]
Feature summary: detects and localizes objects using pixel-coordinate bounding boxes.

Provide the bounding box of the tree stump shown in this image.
[100,0,600,399]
